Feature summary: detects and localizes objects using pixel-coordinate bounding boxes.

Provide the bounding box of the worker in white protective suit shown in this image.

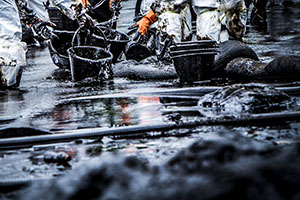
[135,0,247,43]
[0,0,54,88]
[0,0,26,88]
[135,0,192,42]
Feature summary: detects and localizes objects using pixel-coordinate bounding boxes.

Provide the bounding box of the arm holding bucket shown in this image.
[135,9,158,36]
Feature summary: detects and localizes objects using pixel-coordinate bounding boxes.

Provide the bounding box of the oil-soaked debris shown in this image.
[213,40,259,76]
[0,127,52,139]
[43,151,72,165]
[198,83,296,117]
[223,55,300,81]
[265,55,300,78]
[166,131,276,174]
[113,58,177,80]
[28,149,73,167]
[235,123,300,145]
[138,56,158,64]
[225,58,267,79]
[16,131,300,200]
[85,145,102,157]
[166,113,182,122]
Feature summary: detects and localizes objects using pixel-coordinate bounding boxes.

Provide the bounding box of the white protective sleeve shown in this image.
[0,0,22,41]
[28,0,75,21]
[27,0,50,21]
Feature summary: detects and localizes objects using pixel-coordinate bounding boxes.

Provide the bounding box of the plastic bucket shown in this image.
[72,26,129,63]
[170,40,218,84]
[125,43,153,62]
[124,30,156,62]
[172,52,217,83]
[48,30,75,68]
[89,26,130,63]
[67,46,113,82]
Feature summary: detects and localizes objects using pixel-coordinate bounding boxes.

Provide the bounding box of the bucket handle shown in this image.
[92,26,109,50]
[72,25,108,50]
[92,0,106,10]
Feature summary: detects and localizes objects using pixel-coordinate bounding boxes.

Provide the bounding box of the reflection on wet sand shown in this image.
[48,96,163,131]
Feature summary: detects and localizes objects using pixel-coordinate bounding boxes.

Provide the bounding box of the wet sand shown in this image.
[1,1,300,198]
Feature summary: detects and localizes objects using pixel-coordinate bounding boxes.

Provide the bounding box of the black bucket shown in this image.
[170,40,218,84]
[124,30,156,62]
[73,26,130,63]
[67,46,113,82]
[125,43,153,62]
[91,26,130,63]
[48,30,75,68]
[48,7,79,31]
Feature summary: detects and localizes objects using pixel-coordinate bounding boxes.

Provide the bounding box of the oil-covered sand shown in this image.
[1,1,300,199]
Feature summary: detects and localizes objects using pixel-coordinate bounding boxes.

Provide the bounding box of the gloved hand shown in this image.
[32,20,56,40]
[135,9,157,36]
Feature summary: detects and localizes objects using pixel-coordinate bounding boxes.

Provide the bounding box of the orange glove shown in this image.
[82,0,90,7]
[135,9,157,36]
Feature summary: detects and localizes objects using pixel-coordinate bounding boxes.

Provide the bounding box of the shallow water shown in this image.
[1,0,300,186]
[245,3,300,62]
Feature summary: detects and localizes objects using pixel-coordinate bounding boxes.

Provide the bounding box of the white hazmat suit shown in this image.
[142,0,247,42]
[0,0,26,87]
